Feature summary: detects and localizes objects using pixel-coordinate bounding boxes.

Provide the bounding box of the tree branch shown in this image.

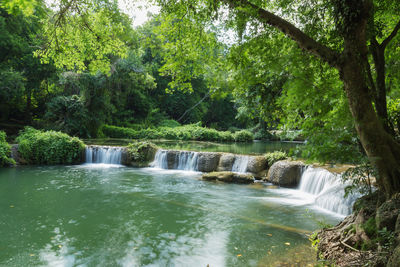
[222,0,342,68]
[381,18,400,49]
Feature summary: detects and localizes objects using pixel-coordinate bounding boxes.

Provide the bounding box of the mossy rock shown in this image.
[376,193,400,231]
[266,160,305,187]
[202,171,254,184]
[126,141,158,167]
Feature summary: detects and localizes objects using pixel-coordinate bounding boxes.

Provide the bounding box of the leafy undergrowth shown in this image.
[101,124,254,142]
[0,131,15,166]
[313,191,400,266]
[16,127,85,164]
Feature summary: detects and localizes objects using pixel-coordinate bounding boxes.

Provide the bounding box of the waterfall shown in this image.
[151,150,168,169]
[151,150,200,171]
[298,167,360,216]
[85,146,123,164]
[231,155,249,173]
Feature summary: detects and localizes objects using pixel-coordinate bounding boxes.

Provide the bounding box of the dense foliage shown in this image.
[101,123,248,142]
[126,141,158,163]
[16,127,85,164]
[0,131,14,166]
[264,151,288,166]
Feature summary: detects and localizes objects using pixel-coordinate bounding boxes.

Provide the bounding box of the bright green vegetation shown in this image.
[0,131,14,167]
[0,165,341,266]
[264,151,288,166]
[126,141,158,164]
[16,127,85,164]
[101,124,253,142]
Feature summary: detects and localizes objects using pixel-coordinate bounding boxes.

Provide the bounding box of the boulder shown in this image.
[246,156,268,175]
[197,152,221,172]
[202,171,254,184]
[217,153,235,171]
[266,160,305,187]
[376,193,400,231]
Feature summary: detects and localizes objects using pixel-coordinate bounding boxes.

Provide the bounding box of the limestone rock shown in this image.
[202,171,254,184]
[217,153,235,171]
[166,150,179,169]
[197,152,220,172]
[266,160,305,187]
[246,156,268,176]
[376,193,400,231]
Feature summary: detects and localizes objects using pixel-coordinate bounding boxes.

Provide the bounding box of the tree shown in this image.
[152,0,400,199]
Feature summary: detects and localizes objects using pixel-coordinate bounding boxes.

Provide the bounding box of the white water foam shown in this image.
[298,167,360,216]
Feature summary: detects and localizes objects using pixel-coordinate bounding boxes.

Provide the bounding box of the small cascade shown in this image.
[298,167,360,216]
[231,155,249,173]
[85,146,123,164]
[151,150,168,169]
[151,150,200,171]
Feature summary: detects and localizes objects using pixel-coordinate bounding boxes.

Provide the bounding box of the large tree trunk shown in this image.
[338,1,400,199]
[341,57,400,198]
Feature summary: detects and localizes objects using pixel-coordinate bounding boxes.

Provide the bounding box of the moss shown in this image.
[126,141,158,164]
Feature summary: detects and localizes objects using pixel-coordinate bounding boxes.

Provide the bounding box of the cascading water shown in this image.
[298,167,360,216]
[231,155,249,173]
[85,146,123,164]
[151,150,200,171]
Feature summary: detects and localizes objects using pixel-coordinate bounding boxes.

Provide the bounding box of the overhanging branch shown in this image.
[381,18,400,49]
[222,0,342,68]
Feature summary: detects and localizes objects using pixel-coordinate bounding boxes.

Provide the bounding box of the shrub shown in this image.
[102,124,235,142]
[0,131,15,167]
[101,125,140,139]
[254,130,274,141]
[265,151,288,166]
[16,127,85,164]
[234,130,254,142]
[126,141,158,163]
[158,119,181,128]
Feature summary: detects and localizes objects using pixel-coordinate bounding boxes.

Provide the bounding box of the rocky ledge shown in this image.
[202,171,255,184]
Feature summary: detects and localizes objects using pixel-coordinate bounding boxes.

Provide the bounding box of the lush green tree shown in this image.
[147,0,400,198]
[0,6,56,124]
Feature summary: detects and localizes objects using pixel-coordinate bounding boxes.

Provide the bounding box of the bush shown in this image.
[0,131,15,167]
[102,124,236,142]
[265,151,288,166]
[254,130,274,141]
[101,125,140,139]
[16,127,85,164]
[234,130,254,142]
[126,141,158,163]
[158,119,181,128]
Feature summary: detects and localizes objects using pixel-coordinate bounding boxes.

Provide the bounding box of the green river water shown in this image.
[0,164,340,267]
